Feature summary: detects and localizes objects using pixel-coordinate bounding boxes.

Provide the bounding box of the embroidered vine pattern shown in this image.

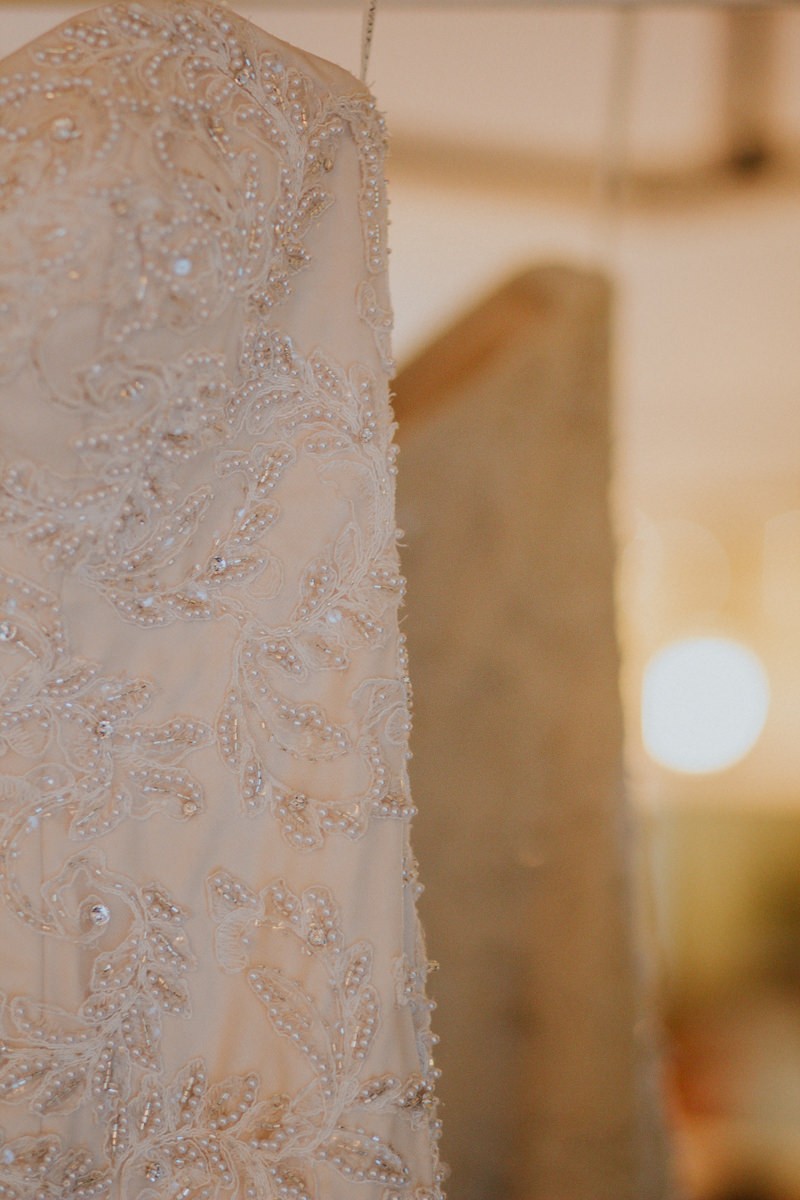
[194,868,436,1199]
[216,339,413,841]
[0,854,194,1162]
[0,0,411,849]
[0,570,211,929]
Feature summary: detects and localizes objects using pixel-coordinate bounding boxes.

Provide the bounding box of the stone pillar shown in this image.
[394,266,672,1200]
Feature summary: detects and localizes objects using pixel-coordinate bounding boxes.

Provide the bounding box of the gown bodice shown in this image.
[0,3,443,1195]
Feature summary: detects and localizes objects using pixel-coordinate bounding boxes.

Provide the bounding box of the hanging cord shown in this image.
[595,5,637,257]
[360,0,378,83]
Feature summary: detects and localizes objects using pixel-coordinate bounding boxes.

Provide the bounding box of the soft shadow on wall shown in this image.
[394,266,671,1200]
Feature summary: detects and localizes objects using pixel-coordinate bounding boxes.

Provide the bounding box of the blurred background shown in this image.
[6,2,800,1197]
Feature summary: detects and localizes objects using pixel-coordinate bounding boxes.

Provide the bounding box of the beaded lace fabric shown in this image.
[0,2,444,1195]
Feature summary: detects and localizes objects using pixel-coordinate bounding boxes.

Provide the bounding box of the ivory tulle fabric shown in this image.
[0,3,443,1195]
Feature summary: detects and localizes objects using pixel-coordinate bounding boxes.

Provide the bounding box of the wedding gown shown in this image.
[0,2,443,1195]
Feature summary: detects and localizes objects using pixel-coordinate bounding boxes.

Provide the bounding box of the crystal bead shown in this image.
[96,719,114,738]
[0,621,15,641]
[88,903,111,926]
[210,555,226,574]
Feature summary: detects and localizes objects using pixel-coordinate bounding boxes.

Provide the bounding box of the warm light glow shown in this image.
[642,637,770,774]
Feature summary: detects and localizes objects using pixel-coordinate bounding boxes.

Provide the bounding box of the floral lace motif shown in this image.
[0,869,437,1197]
[0,1,442,1195]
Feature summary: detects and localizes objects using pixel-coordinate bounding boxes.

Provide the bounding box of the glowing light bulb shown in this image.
[641,637,769,774]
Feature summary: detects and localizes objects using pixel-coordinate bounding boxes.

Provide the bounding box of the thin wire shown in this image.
[360,0,377,81]
[595,4,637,259]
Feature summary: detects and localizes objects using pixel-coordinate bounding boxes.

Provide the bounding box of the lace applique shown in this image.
[0,851,194,1166]
[1,331,413,851]
[0,1133,111,1199]
[0,3,408,847]
[0,0,409,839]
[357,283,396,380]
[0,354,229,618]
[0,0,390,373]
[215,339,412,843]
[0,867,445,1198]
[198,869,441,1197]
[0,571,210,933]
[122,1053,435,1197]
